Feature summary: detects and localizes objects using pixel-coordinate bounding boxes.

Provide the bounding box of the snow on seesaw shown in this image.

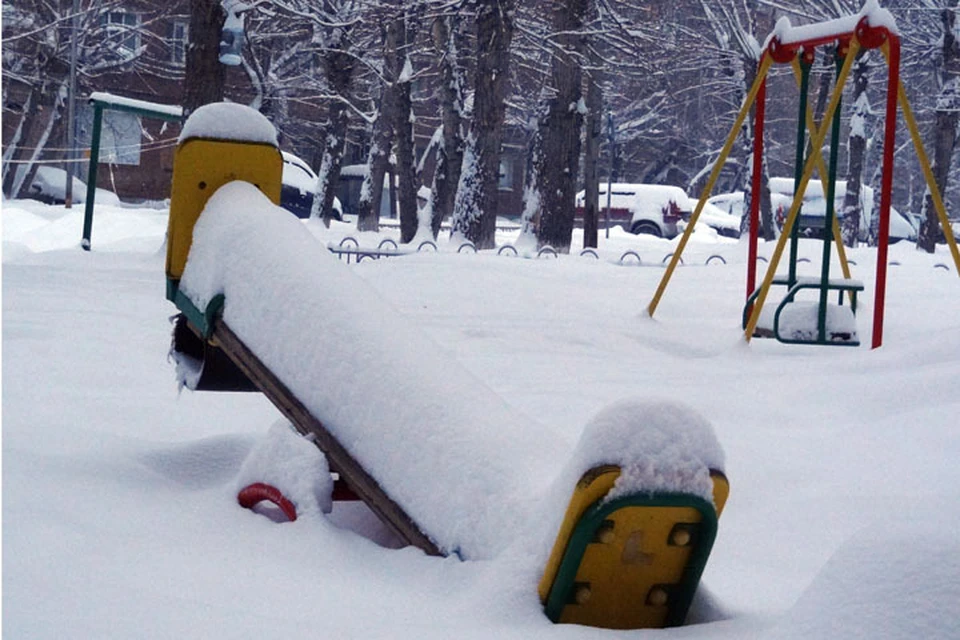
[3,196,960,639]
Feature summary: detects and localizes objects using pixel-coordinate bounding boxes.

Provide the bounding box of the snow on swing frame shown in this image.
[647,0,960,350]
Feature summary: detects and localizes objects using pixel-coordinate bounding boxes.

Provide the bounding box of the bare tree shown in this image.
[841,51,872,247]
[422,6,468,238]
[695,0,775,239]
[182,0,225,116]
[451,0,516,250]
[523,0,589,253]
[918,1,960,251]
[392,4,424,244]
[356,2,403,233]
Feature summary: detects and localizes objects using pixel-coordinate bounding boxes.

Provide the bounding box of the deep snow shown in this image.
[3,196,960,638]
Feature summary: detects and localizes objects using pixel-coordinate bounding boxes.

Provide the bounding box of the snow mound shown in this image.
[567,399,725,505]
[778,302,858,343]
[766,521,960,640]
[236,421,333,516]
[179,102,278,147]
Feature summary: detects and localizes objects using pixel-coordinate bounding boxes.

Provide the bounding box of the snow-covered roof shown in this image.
[179,102,278,147]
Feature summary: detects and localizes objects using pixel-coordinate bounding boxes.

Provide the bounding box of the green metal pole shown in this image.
[81,104,103,251]
[819,50,845,343]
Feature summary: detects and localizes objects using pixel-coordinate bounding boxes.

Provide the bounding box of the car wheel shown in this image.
[631,221,662,237]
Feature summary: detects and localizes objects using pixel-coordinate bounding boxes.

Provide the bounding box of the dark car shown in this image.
[280,151,342,220]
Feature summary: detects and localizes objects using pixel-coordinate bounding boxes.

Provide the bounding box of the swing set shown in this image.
[648,2,960,349]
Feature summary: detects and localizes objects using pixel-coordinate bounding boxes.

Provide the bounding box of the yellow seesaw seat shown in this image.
[540,466,729,629]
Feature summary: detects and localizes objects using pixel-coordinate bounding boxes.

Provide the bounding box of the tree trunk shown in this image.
[428,15,466,239]
[2,84,42,198]
[451,0,515,250]
[534,0,588,253]
[518,111,545,248]
[183,0,226,117]
[842,53,869,248]
[919,6,960,253]
[313,47,355,227]
[356,105,394,233]
[394,51,419,243]
[357,17,402,233]
[312,99,349,225]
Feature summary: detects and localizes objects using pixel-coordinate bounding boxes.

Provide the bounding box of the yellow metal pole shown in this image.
[647,54,774,318]
[881,44,960,276]
[745,38,861,342]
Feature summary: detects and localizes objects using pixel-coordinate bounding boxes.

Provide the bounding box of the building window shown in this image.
[170,20,188,66]
[498,157,514,191]
[100,11,141,60]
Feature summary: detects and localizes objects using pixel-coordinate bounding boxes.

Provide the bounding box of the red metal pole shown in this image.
[747,59,767,301]
[873,32,899,349]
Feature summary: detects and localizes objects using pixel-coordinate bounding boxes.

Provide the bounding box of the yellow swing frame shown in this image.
[647,15,960,349]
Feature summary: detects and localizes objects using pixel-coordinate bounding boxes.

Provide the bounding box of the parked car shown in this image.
[682,199,742,238]
[575,183,688,237]
[26,166,121,206]
[576,184,744,238]
[768,177,916,243]
[706,190,793,223]
[280,151,342,220]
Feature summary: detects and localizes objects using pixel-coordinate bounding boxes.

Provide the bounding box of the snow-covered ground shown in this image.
[3,196,960,638]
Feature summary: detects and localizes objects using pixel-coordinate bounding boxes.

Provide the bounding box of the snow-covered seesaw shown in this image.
[165,102,728,629]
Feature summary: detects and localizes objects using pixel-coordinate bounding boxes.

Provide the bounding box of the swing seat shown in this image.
[772,278,863,346]
[744,276,862,344]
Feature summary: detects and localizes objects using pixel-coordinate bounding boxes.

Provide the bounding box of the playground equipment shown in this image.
[540,465,729,628]
[648,1,960,349]
[81,92,184,251]
[165,102,729,629]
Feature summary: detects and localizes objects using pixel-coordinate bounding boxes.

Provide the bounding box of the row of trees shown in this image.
[4,0,960,253]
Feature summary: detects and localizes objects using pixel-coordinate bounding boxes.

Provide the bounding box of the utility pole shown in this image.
[64,0,80,208]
